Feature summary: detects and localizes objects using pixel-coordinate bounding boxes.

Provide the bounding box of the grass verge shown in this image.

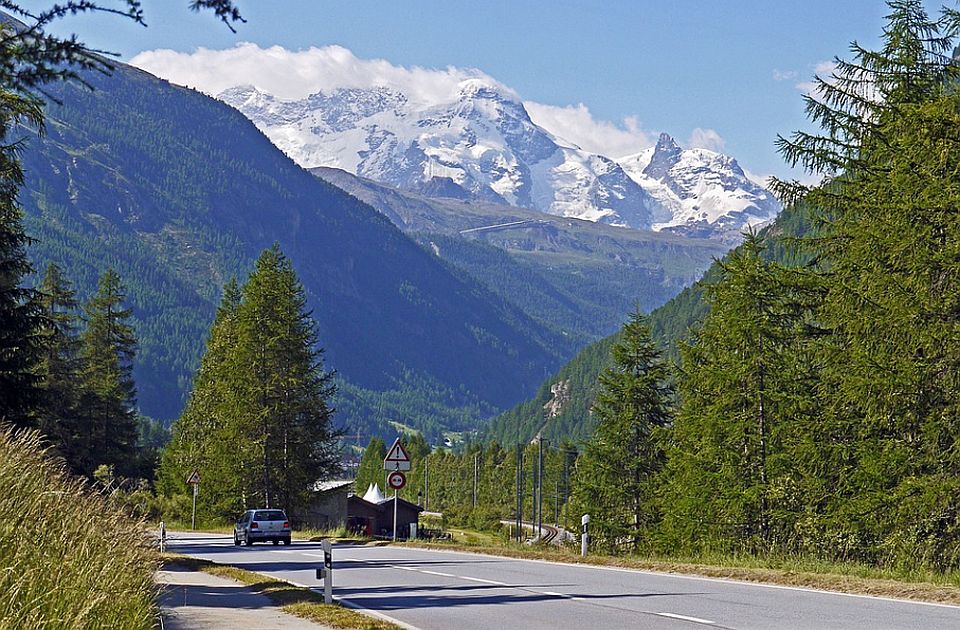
[0,429,157,629]
[400,538,960,606]
[160,553,401,629]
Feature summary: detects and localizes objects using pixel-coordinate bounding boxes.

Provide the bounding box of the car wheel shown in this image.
[244,531,253,546]
[283,537,291,546]
[233,532,240,546]
[272,539,279,545]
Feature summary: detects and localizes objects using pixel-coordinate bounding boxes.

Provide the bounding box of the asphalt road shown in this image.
[166,531,960,629]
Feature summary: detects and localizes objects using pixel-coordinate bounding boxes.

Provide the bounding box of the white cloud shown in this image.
[772,69,798,81]
[795,60,838,95]
[523,102,653,157]
[130,43,515,106]
[687,127,725,153]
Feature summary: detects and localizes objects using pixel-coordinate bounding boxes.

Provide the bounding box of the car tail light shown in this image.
[283,522,290,529]
[251,522,259,529]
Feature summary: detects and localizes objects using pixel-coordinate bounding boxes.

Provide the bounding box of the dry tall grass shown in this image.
[0,428,157,629]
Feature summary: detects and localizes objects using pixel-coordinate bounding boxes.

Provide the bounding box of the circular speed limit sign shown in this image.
[387,470,407,490]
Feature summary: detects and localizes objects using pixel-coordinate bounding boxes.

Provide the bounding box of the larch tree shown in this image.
[572,309,672,554]
[355,437,387,496]
[232,244,340,514]
[775,0,960,567]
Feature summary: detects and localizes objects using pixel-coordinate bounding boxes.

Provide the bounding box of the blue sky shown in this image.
[33,0,946,179]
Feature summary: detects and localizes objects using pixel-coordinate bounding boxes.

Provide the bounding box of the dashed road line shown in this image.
[656,612,715,625]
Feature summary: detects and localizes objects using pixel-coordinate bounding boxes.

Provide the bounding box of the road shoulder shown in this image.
[158,563,330,629]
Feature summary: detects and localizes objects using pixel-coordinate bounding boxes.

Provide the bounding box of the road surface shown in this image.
[166,531,960,629]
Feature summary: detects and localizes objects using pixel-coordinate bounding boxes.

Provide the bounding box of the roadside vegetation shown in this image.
[391,0,960,590]
[0,429,157,629]
[162,554,401,630]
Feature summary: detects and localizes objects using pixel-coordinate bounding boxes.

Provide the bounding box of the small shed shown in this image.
[301,480,353,530]
[347,483,423,539]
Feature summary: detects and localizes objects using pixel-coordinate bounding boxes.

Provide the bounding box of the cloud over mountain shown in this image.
[131,43,515,106]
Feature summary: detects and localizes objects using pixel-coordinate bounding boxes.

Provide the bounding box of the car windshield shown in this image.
[254,510,286,521]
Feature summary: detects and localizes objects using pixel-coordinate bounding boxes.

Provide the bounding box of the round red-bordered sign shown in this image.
[387,470,406,490]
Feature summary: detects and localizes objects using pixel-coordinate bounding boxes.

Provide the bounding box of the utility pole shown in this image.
[516,444,523,543]
[537,438,545,539]
[473,452,479,509]
[555,477,559,526]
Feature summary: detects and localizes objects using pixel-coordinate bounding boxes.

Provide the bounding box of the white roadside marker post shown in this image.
[315,539,333,603]
[323,538,333,604]
[581,513,590,557]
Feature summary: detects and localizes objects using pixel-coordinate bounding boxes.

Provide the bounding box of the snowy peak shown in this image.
[218,80,779,239]
[220,83,661,229]
[643,132,683,182]
[618,138,780,242]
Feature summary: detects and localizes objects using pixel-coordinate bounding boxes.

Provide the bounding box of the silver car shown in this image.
[234,509,292,546]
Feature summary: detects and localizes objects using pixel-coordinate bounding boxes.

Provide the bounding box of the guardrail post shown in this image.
[159,521,166,553]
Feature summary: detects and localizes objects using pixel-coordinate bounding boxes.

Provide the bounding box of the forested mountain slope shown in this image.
[485,202,810,445]
[314,166,727,350]
[17,61,568,435]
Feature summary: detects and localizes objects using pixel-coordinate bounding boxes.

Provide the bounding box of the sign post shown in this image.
[383,438,412,541]
[186,470,201,530]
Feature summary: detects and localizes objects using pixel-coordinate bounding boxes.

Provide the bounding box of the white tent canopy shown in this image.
[363,482,387,504]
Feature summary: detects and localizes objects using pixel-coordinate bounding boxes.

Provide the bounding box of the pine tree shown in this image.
[35,262,87,471]
[571,309,672,554]
[80,269,138,476]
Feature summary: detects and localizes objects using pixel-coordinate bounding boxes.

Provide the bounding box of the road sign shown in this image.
[186,469,200,485]
[383,437,411,471]
[387,470,407,490]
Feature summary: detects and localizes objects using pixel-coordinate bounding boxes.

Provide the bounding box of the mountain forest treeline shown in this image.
[404,2,960,572]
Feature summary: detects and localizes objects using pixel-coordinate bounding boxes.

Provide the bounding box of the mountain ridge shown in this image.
[218,80,779,240]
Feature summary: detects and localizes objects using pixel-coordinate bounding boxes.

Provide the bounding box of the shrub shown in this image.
[0,428,158,629]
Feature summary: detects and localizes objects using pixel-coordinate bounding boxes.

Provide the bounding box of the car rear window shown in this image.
[254,510,287,521]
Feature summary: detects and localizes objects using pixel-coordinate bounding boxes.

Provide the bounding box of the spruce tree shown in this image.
[35,262,87,471]
[80,269,138,477]
[572,309,671,554]
[0,95,44,428]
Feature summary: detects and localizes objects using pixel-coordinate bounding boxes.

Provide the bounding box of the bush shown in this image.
[0,428,157,629]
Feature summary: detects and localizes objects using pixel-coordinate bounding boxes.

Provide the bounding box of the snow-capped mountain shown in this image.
[219,83,778,239]
[219,81,664,229]
[618,133,781,241]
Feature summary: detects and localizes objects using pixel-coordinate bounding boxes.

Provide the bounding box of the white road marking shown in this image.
[399,546,960,610]
[656,612,715,625]
[459,575,508,586]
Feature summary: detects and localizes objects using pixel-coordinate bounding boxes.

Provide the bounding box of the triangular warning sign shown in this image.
[186,470,200,485]
[384,438,410,463]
